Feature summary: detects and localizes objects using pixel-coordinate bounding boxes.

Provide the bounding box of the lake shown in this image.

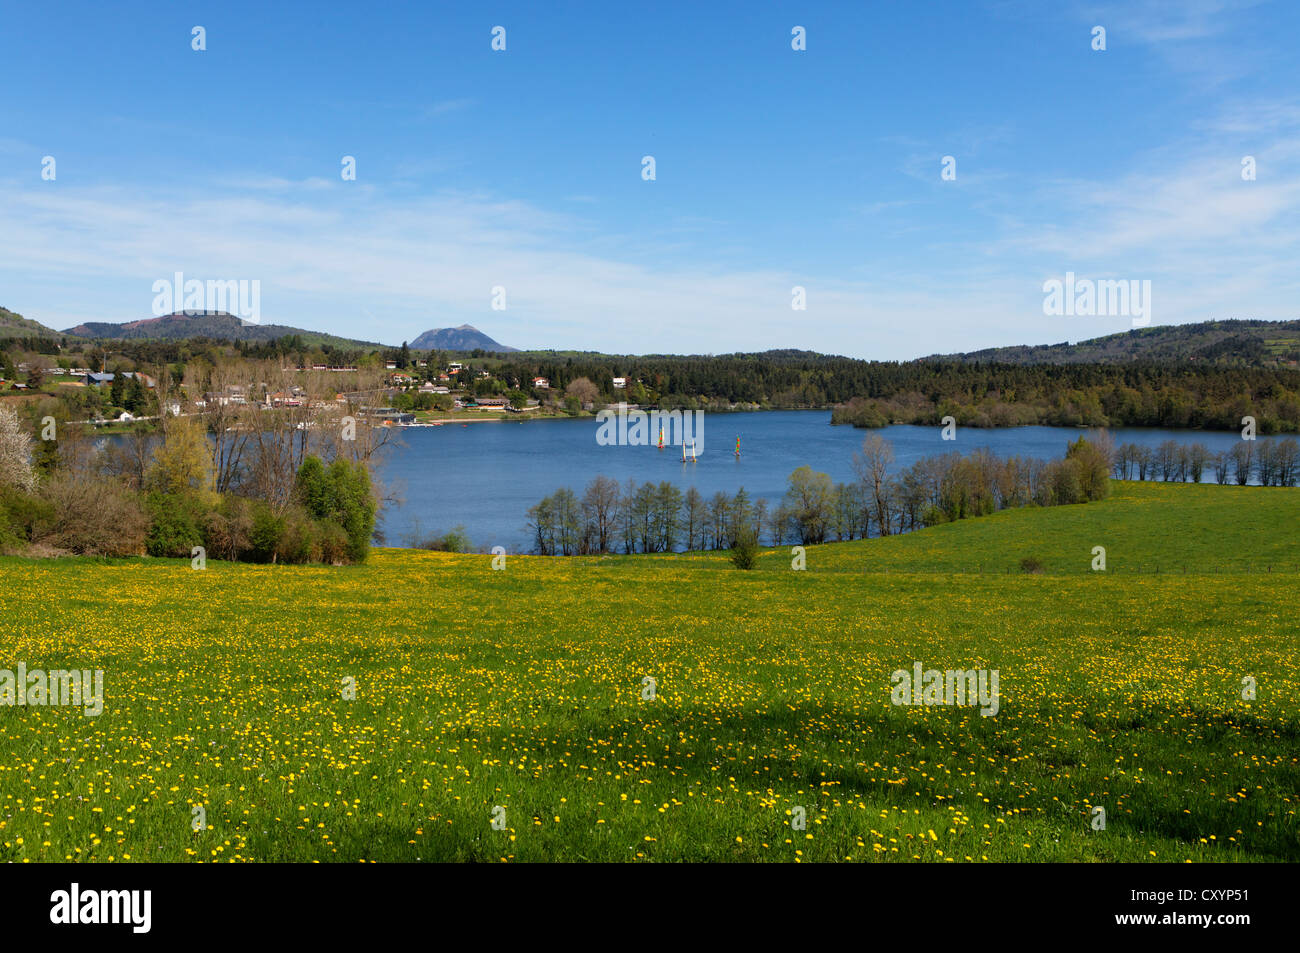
[372,412,1262,551]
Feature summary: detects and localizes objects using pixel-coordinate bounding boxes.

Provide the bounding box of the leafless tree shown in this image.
[853,433,895,535]
[581,475,620,553]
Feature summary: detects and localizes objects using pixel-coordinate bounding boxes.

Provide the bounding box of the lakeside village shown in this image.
[0,354,666,430]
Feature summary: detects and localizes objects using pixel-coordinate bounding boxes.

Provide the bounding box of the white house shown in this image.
[612,377,627,389]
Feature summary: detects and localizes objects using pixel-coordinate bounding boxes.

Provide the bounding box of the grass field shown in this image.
[0,481,1296,862]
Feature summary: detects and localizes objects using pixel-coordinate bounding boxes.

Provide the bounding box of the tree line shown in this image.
[8,330,1299,432]
[1113,437,1299,486]
[830,362,1299,433]
[525,435,1113,556]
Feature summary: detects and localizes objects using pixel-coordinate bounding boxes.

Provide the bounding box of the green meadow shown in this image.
[0,481,1296,862]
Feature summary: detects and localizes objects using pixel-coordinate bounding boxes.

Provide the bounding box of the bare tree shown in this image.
[853,433,895,535]
[581,475,620,553]
[100,428,157,491]
[565,376,600,407]
[1231,442,1255,485]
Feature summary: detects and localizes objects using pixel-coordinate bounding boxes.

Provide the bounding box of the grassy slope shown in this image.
[0,481,1295,863]
[801,481,1300,574]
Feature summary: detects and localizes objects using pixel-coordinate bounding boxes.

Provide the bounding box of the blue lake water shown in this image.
[372,412,1262,551]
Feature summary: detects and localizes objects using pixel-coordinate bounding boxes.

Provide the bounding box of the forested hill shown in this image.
[0,306,62,339]
[62,311,380,349]
[926,320,1300,367]
[6,313,1300,432]
[479,350,1300,432]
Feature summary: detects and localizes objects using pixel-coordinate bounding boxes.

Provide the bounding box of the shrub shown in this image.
[0,485,54,552]
[295,455,377,563]
[1020,556,1045,574]
[275,505,320,564]
[419,525,472,553]
[295,455,328,517]
[730,531,760,570]
[144,491,208,558]
[38,472,147,556]
[247,502,286,563]
[317,521,351,565]
[202,496,254,562]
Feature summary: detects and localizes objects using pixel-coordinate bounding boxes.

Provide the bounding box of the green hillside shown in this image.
[62,311,381,349]
[797,481,1300,574]
[930,319,1300,367]
[0,306,63,339]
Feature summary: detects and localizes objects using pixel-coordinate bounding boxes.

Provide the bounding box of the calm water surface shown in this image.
[372,411,1259,551]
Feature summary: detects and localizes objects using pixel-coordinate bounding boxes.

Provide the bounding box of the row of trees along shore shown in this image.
[526,432,1299,556]
[526,434,1114,555]
[1113,438,1299,485]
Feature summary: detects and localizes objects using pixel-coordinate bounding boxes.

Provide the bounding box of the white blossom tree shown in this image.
[0,407,36,493]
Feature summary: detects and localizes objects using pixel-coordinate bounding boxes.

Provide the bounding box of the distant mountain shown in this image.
[61,311,381,349]
[926,320,1300,367]
[408,324,516,352]
[0,306,63,339]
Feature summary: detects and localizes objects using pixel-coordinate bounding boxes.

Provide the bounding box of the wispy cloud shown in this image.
[417,98,476,120]
[0,176,1039,357]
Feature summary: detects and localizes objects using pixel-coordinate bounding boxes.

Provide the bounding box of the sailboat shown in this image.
[657,420,665,450]
[682,440,697,463]
[734,434,740,457]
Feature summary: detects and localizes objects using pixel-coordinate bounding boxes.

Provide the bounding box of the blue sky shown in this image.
[2,0,1298,358]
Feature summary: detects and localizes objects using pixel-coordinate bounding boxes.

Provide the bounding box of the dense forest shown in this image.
[482,355,1300,432]
[6,336,1299,433]
[5,309,1300,433]
[828,362,1300,433]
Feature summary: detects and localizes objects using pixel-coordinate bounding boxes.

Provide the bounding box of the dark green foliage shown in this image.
[730,530,759,570]
[296,455,328,519]
[417,525,472,553]
[0,486,54,550]
[143,491,207,557]
[295,455,377,563]
[247,502,286,563]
